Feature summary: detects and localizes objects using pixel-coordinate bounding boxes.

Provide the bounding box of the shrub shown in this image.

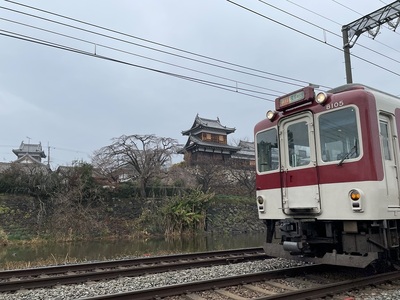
[163,188,214,236]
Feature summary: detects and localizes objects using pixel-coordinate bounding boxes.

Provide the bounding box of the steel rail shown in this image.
[78,264,326,300]
[0,247,264,279]
[0,247,268,292]
[255,270,400,300]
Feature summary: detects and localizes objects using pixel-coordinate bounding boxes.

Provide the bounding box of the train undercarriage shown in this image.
[263,218,400,268]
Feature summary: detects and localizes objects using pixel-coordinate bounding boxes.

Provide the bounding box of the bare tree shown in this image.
[91,148,121,186]
[226,160,256,196]
[184,155,225,193]
[51,162,105,240]
[92,134,178,198]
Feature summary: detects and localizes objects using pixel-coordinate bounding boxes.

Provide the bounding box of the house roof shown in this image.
[0,154,50,173]
[182,115,235,136]
[14,154,50,171]
[14,153,44,164]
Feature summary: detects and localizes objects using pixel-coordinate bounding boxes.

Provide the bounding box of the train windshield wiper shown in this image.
[338,140,358,166]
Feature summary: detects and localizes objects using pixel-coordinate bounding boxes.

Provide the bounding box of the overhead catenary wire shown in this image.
[0,8,305,96]
[262,0,400,65]
[0,16,282,98]
[256,0,400,66]
[3,0,399,98]
[1,1,325,90]
[227,0,400,79]
[0,30,276,102]
[286,0,400,56]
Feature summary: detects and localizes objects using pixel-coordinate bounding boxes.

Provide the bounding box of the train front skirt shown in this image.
[264,242,379,268]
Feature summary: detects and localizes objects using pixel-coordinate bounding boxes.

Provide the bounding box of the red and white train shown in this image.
[254,84,400,268]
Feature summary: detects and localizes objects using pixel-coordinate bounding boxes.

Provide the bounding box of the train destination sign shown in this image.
[275,86,315,111]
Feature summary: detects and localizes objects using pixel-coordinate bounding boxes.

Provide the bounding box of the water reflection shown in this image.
[0,233,264,267]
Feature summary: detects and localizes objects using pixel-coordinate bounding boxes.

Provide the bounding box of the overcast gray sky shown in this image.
[0,0,398,168]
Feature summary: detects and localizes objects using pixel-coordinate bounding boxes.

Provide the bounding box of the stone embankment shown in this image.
[0,195,264,240]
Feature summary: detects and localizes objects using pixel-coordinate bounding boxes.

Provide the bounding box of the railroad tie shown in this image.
[265,280,299,291]
[184,293,207,300]
[215,289,249,300]
[243,284,277,295]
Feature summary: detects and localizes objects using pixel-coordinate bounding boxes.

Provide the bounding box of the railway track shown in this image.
[0,247,267,292]
[3,247,399,299]
[78,265,400,300]
[80,264,324,299]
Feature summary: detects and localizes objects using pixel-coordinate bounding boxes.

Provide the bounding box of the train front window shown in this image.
[318,107,359,163]
[287,121,311,167]
[256,128,278,172]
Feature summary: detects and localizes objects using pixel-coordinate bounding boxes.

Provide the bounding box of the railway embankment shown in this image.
[0,194,264,242]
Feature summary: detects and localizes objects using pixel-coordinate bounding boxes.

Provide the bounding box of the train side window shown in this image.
[318,107,359,163]
[256,128,279,172]
[380,121,391,160]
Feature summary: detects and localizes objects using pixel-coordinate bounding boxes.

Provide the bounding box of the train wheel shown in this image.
[367,259,395,274]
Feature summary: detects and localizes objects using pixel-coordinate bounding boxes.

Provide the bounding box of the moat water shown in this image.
[0,232,265,267]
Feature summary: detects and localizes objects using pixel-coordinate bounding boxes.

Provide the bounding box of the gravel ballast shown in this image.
[1,258,400,299]
[0,258,303,300]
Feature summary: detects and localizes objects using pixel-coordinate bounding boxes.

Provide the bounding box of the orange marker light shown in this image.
[350,190,361,201]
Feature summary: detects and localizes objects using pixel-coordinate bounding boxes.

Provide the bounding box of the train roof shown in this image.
[328,83,399,100]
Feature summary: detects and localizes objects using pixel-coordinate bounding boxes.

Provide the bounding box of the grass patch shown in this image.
[0,253,81,270]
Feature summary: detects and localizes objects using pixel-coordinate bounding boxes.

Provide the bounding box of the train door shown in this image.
[279,112,321,213]
[380,114,400,207]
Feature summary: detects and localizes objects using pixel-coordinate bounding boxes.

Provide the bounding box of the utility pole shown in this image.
[342,1,400,84]
[47,143,51,169]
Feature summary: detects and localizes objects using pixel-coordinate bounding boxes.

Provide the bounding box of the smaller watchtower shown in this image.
[12,141,46,163]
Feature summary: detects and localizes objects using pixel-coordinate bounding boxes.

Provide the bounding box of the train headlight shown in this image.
[349,189,363,212]
[315,92,328,105]
[266,110,277,121]
[257,196,265,213]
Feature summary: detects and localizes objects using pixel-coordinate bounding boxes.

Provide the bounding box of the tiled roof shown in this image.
[0,154,50,173]
[12,142,46,158]
[231,140,255,160]
[14,154,50,168]
[238,140,254,150]
[182,115,235,135]
[178,135,240,154]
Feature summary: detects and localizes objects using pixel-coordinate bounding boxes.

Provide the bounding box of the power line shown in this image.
[331,0,365,15]
[0,30,276,102]
[50,146,90,155]
[227,0,400,78]
[0,16,282,97]
[260,0,400,65]
[4,0,400,92]
[2,0,399,97]
[0,7,301,95]
[1,1,326,90]
[278,0,400,63]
